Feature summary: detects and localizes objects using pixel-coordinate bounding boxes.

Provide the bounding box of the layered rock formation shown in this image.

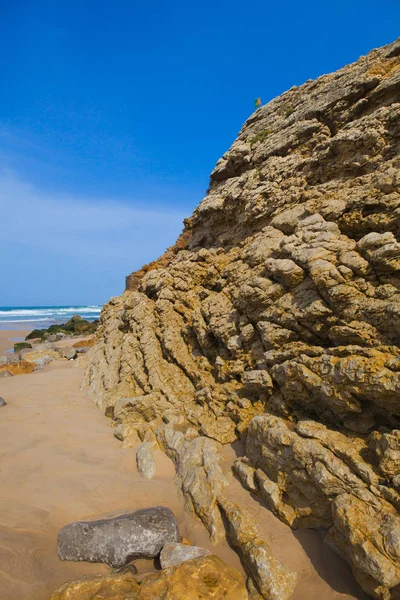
[85,38,400,599]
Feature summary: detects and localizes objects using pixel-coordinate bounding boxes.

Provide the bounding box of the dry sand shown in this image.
[0,350,368,600]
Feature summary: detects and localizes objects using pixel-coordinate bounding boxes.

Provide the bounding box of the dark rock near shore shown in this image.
[0,397,6,407]
[26,315,99,342]
[57,506,179,568]
[13,342,32,353]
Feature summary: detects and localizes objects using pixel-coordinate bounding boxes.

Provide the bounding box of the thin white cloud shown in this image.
[0,168,186,259]
[0,169,188,304]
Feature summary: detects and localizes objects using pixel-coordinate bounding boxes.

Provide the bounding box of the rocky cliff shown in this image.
[84,38,400,599]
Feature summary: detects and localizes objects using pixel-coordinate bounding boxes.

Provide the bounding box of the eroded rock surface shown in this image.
[85,38,400,599]
[136,441,157,479]
[50,555,248,600]
[238,415,400,598]
[139,554,248,599]
[57,507,179,568]
[218,496,297,600]
[50,570,140,600]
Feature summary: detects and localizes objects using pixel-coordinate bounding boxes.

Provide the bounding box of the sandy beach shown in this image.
[0,357,244,600]
[0,347,368,600]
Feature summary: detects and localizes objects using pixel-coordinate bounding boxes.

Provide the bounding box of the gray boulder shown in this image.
[31,342,54,352]
[75,346,91,354]
[0,371,13,378]
[1,354,19,365]
[160,542,211,569]
[9,354,20,364]
[57,506,179,568]
[47,333,67,342]
[34,356,52,370]
[61,347,77,360]
[0,397,6,407]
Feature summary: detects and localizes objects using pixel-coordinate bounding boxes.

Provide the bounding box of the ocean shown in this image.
[0,306,102,330]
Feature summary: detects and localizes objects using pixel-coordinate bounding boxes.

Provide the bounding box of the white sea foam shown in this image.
[0,318,53,323]
[0,305,102,329]
[0,307,101,316]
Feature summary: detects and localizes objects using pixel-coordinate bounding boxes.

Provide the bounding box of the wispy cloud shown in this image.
[0,169,188,305]
[0,169,185,256]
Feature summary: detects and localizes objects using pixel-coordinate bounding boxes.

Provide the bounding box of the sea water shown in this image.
[0,306,102,330]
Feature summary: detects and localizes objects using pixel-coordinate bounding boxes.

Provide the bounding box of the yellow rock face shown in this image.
[50,556,248,600]
[139,555,248,600]
[50,571,140,600]
[83,37,400,600]
[0,360,35,375]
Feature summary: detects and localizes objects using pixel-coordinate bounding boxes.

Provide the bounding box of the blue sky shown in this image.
[0,0,399,305]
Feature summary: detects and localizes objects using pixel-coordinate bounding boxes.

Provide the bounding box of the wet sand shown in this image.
[0,330,29,355]
[0,359,368,600]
